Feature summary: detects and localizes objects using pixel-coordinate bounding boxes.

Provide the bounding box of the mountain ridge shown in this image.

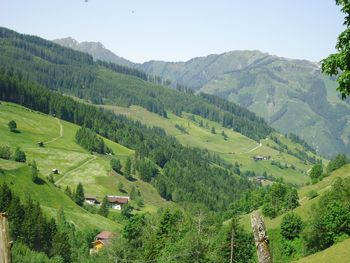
[53,37,349,158]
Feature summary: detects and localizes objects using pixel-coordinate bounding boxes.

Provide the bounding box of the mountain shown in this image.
[53,37,135,67]
[54,38,350,158]
[140,52,350,159]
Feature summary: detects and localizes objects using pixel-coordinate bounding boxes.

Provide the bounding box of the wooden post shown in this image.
[0,213,11,263]
[251,212,272,263]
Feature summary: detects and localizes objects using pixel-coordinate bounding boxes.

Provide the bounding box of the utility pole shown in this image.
[0,213,12,263]
[251,212,272,263]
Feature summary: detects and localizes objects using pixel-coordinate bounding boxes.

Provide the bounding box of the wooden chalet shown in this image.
[107,195,129,210]
[91,231,117,253]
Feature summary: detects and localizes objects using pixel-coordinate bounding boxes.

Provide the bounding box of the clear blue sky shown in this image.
[0,0,345,63]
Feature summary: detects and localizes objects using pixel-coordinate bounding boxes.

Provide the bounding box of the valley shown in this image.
[0,24,349,263]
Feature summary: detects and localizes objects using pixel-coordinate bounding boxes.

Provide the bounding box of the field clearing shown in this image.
[0,102,169,226]
[105,104,316,185]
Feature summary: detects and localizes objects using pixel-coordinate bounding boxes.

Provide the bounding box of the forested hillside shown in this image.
[0,27,272,142]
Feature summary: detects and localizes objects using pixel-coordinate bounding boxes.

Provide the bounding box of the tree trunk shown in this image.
[251,212,272,263]
[0,213,11,263]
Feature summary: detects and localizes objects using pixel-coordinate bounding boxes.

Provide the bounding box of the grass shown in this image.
[0,164,121,231]
[0,102,169,229]
[104,104,318,186]
[239,164,350,232]
[294,238,350,263]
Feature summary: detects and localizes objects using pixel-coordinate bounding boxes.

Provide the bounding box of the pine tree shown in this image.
[98,196,109,217]
[124,157,132,180]
[111,158,122,173]
[74,182,85,206]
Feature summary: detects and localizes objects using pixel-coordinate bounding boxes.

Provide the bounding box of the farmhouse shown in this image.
[91,231,117,253]
[84,195,99,205]
[107,195,129,210]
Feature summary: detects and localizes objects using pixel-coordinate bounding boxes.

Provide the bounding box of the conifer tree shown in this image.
[98,196,109,217]
[74,182,85,206]
[124,157,132,180]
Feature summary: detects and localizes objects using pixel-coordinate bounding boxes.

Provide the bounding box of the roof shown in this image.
[85,195,97,200]
[107,195,129,204]
[96,231,116,240]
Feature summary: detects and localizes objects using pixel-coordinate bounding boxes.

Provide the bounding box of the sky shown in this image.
[0,0,345,63]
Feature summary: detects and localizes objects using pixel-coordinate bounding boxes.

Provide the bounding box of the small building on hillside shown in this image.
[52,168,59,174]
[37,141,44,147]
[107,195,129,210]
[91,231,117,254]
[253,156,271,161]
[85,195,99,205]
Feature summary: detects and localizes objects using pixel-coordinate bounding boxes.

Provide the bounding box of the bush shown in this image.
[13,147,26,163]
[309,164,323,183]
[0,145,12,160]
[8,120,17,132]
[280,213,303,240]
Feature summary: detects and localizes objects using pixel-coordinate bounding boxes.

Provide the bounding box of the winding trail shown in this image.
[55,155,97,184]
[44,118,63,144]
[245,143,262,153]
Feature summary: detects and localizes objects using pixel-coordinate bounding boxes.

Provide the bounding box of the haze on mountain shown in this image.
[54,37,350,158]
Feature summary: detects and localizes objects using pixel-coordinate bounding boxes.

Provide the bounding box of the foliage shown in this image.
[134,158,158,182]
[124,157,132,180]
[98,195,109,217]
[216,216,255,263]
[121,203,133,219]
[0,145,12,160]
[75,126,111,154]
[280,212,303,240]
[306,177,350,253]
[262,181,299,218]
[309,164,323,183]
[13,147,26,163]
[326,153,348,173]
[322,0,350,98]
[74,182,85,206]
[110,158,122,173]
[8,120,17,132]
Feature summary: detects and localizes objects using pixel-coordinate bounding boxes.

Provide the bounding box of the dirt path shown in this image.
[44,118,63,144]
[246,143,262,153]
[55,155,97,184]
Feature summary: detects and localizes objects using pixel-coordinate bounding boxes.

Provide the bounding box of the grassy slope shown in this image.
[236,164,350,262]
[0,102,169,227]
[294,238,350,263]
[104,105,319,186]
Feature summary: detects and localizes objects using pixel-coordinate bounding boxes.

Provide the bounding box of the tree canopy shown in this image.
[322,0,350,98]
